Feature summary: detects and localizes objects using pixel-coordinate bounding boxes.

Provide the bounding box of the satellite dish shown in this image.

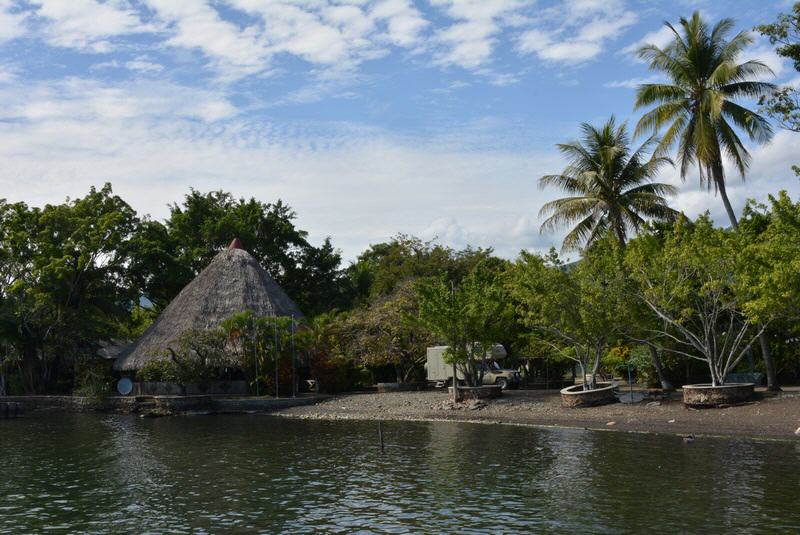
[117,377,134,396]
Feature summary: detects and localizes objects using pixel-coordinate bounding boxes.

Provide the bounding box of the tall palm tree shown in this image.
[635,13,781,391]
[634,11,775,229]
[539,117,677,251]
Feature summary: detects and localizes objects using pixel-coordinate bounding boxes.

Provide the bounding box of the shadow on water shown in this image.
[1,414,799,534]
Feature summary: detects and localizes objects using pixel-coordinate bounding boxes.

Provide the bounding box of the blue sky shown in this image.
[0,0,798,261]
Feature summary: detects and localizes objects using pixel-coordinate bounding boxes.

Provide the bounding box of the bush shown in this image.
[137,359,179,383]
[74,358,114,406]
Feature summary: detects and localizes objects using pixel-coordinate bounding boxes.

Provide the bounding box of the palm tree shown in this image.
[635,13,781,391]
[539,116,677,251]
[634,11,775,229]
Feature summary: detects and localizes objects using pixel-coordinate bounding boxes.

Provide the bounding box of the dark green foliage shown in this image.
[137,359,179,383]
[128,190,349,316]
[0,184,140,393]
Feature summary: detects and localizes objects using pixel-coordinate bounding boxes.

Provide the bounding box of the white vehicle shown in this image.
[426,344,521,389]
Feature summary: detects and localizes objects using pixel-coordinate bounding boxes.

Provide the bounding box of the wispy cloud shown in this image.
[517,0,637,66]
[0,0,27,43]
[431,0,534,70]
[604,74,662,89]
[30,0,154,53]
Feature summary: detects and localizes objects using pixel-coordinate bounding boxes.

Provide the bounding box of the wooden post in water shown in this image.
[378,421,384,452]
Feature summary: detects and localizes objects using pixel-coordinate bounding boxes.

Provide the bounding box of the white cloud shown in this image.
[0,78,237,123]
[604,74,663,89]
[0,0,27,43]
[145,0,269,80]
[371,0,428,47]
[619,25,674,60]
[0,62,18,83]
[741,42,786,81]
[431,0,534,70]
[125,56,164,74]
[31,0,152,53]
[518,3,637,66]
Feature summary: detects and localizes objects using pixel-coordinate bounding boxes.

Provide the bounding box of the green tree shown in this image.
[757,2,800,144]
[626,216,772,386]
[539,117,677,251]
[129,189,348,316]
[338,281,433,383]
[415,263,509,387]
[348,235,494,301]
[634,11,775,229]
[0,185,140,392]
[507,242,626,390]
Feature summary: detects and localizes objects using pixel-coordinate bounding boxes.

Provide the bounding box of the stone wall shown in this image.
[682,383,754,407]
[560,383,618,408]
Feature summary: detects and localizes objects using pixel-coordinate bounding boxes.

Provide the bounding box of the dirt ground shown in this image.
[275,387,800,441]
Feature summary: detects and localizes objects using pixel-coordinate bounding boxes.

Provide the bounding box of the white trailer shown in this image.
[425,344,509,385]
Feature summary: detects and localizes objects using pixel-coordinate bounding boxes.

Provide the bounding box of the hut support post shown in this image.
[274,317,279,399]
[252,317,260,397]
[291,315,296,398]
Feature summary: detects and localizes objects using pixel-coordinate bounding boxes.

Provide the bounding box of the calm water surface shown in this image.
[1,414,799,534]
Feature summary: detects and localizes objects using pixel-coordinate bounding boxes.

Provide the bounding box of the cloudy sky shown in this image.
[0,0,797,261]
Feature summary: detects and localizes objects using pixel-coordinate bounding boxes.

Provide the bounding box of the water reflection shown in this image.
[1,415,799,534]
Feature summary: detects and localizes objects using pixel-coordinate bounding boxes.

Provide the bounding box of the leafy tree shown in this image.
[539,116,677,251]
[347,235,494,301]
[738,192,800,382]
[415,262,509,387]
[0,184,139,392]
[634,11,775,228]
[757,3,800,134]
[625,216,772,386]
[338,281,433,383]
[739,191,800,324]
[507,242,626,390]
[129,190,348,316]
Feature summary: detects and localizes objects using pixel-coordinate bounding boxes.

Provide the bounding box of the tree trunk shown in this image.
[759,331,781,391]
[713,164,739,230]
[648,345,674,391]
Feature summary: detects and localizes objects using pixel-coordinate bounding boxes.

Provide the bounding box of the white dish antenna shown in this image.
[117,377,134,396]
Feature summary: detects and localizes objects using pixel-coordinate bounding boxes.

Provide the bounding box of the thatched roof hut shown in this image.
[114,239,304,371]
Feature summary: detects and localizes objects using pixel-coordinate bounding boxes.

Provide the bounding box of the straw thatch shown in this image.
[114,240,304,371]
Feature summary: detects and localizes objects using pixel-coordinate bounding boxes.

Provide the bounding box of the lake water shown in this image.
[1,414,799,534]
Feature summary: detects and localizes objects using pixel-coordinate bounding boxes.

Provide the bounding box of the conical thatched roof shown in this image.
[115,240,304,371]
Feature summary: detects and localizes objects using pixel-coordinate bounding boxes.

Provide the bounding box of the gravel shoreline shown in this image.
[274,388,800,441]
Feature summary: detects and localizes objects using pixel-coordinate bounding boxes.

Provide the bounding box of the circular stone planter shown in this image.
[560,383,618,408]
[682,383,754,408]
[448,385,502,401]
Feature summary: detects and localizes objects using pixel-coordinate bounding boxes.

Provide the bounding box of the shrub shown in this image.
[137,358,179,383]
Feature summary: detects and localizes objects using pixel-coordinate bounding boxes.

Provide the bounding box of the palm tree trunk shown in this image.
[714,165,739,229]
